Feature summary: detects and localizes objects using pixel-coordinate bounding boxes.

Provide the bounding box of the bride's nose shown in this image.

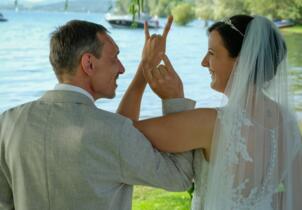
[201,54,209,67]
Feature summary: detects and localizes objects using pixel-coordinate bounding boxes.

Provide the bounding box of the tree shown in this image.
[245,0,279,19]
[129,0,183,17]
[148,0,183,17]
[274,0,302,21]
[213,0,249,20]
[130,0,302,22]
[195,0,214,26]
[246,0,302,21]
[172,2,195,25]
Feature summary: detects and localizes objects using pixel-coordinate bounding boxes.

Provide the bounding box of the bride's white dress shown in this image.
[191,150,209,210]
[190,108,302,210]
[189,16,302,210]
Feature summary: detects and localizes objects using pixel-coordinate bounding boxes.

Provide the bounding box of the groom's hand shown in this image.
[141,16,173,68]
[144,53,184,99]
[141,16,184,99]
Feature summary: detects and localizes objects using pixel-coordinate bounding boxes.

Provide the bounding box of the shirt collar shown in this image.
[54,83,95,102]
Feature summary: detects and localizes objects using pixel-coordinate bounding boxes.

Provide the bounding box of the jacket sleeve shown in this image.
[162,98,196,115]
[0,167,13,210]
[118,98,196,191]
[0,115,14,210]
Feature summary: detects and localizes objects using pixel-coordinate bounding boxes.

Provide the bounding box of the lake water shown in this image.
[1,10,302,119]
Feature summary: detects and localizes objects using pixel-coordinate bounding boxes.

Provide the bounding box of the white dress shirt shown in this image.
[54,83,94,102]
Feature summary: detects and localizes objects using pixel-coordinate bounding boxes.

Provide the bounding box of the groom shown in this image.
[0,18,195,209]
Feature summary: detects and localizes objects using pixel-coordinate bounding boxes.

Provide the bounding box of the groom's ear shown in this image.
[81,53,94,76]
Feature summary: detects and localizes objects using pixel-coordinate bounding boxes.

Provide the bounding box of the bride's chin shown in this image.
[210,79,216,88]
[210,81,223,93]
[210,82,216,91]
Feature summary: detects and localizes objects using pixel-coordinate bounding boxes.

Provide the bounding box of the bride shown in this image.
[119,15,302,209]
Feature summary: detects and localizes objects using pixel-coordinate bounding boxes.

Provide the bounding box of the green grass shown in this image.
[281,24,302,34]
[132,186,191,210]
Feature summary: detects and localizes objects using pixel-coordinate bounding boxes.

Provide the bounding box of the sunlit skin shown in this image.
[61,32,125,101]
[132,28,281,161]
[89,33,125,99]
[117,16,178,120]
[202,30,236,93]
[131,29,237,160]
[118,17,238,161]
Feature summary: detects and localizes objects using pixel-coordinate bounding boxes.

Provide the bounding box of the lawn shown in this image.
[132,186,191,210]
[280,24,302,34]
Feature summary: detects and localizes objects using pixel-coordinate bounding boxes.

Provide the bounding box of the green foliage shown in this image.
[171,2,195,25]
[276,0,302,20]
[150,0,183,17]
[246,0,302,20]
[132,186,191,210]
[128,0,184,17]
[212,0,249,20]
[115,0,132,14]
[195,0,214,20]
[196,0,302,21]
[246,0,278,19]
[127,0,302,26]
[196,0,247,20]
[129,0,142,18]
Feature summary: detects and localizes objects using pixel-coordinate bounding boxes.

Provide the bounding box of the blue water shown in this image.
[0,10,301,119]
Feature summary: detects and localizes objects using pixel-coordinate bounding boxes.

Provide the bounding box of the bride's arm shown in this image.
[134,108,216,154]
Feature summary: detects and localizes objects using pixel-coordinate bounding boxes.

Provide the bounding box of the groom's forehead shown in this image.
[97,33,119,53]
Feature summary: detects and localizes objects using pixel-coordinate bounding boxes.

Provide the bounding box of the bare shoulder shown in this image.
[261,96,283,129]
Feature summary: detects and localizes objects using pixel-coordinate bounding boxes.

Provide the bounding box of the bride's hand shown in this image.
[144,53,184,99]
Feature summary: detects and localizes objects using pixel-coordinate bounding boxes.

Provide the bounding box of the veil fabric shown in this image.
[203,16,302,210]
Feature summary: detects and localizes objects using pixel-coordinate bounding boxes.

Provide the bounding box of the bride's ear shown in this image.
[81,53,94,76]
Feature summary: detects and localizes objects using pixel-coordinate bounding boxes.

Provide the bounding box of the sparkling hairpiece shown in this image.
[223,18,244,37]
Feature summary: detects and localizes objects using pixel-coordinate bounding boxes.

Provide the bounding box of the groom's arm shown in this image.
[116,62,146,121]
[117,17,173,121]
[0,167,13,210]
[162,98,196,115]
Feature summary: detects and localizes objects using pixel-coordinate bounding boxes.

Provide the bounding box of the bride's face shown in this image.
[201,30,236,93]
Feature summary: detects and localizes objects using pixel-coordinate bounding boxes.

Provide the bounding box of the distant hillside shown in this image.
[0,0,112,13]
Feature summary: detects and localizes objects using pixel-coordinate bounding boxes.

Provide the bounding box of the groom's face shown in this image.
[90,33,125,99]
[201,30,236,93]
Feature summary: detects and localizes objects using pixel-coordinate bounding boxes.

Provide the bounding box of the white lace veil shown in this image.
[204,16,302,210]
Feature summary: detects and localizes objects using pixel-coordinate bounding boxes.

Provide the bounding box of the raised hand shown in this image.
[142,16,173,68]
[141,16,184,99]
[117,16,182,120]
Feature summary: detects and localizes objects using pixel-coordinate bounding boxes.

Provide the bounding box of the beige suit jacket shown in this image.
[0,90,195,210]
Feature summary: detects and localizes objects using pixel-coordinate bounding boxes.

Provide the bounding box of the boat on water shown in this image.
[274,19,294,28]
[0,13,8,22]
[105,12,160,29]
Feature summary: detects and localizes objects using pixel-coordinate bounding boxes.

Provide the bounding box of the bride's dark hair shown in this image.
[208,14,287,83]
[208,15,253,58]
